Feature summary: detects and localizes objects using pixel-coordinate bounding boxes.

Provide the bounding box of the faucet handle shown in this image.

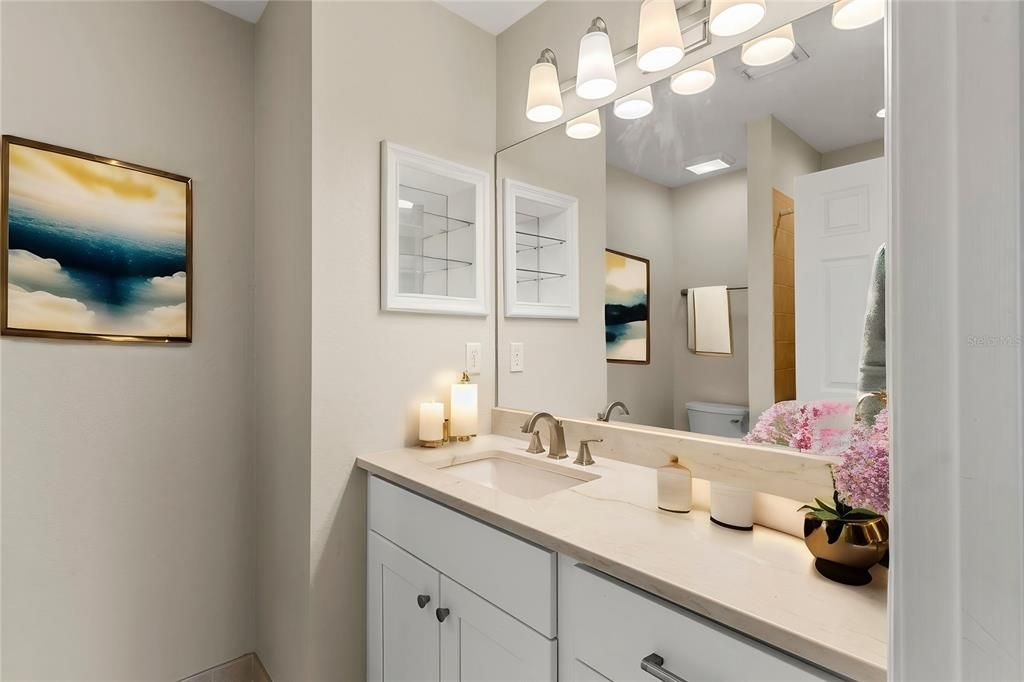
[574,438,602,466]
[526,430,545,454]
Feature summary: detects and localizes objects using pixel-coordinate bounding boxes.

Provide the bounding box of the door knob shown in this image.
[417,594,431,609]
[435,607,450,623]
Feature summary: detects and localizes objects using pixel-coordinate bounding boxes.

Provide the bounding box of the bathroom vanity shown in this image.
[358,435,887,682]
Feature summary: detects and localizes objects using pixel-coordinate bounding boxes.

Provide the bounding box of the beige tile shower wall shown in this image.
[0,3,255,679]
[671,170,750,429]
[310,3,496,679]
[605,166,674,428]
[497,129,607,418]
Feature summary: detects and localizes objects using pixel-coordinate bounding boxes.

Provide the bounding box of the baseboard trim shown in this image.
[179,652,272,682]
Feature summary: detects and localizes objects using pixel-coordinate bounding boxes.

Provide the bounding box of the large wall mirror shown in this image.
[496,4,885,452]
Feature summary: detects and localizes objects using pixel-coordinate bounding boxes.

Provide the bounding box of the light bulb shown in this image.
[566,110,602,139]
[637,0,685,73]
[614,86,654,120]
[525,49,563,123]
[832,0,884,30]
[670,58,716,95]
[708,0,766,37]
[576,18,617,100]
[741,23,796,67]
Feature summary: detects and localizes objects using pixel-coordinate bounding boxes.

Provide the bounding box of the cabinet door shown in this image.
[439,576,556,682]
[368,531,441,682]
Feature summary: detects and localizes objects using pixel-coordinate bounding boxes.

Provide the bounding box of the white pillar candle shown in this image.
[450,382,478,439]
[419,402,445,443]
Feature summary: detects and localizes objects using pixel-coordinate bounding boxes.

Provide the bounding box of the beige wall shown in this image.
[497,128,607,419]
[746,116,821,419]
[671,170,750,429]
[606,166,674,428]
[0,2,254,679]
[253,2,312,681]
[310,3,496,679]
[821,139,884,170]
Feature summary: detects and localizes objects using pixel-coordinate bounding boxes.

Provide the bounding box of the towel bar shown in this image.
[679,286,748,297]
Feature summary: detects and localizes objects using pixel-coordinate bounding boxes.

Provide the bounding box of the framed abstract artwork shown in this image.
[605,248,650,364]
[1,136,192,342]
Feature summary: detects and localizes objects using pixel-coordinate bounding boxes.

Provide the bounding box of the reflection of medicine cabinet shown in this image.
[503,179,579,319]
[381,142,489,316]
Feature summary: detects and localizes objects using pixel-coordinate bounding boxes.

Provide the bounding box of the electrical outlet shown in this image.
[465,342,482,375]
[510,342,525,373]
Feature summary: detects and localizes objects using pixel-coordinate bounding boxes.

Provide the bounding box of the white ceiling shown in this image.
[435,0,544,34]
[203,0,268,23]
[605,6,885,188]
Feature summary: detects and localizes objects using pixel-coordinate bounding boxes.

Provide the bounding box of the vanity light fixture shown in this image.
[685,153,735,175]
[708,0,766,37]
[613,86,654,120]
[576,17,618,100]
[636,0,685,73]
[876,107,885,118]
[670,58,717,95]
[831,0,884,30]
[741,23,796,67]
[526,48,563,123]
[566,109,602,139]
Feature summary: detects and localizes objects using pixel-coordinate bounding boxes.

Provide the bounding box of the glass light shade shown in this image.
[636,0,685,73]
[613,86,654,120]
[670,58,716,95]
[708,0,766,37]
[832,0,884,30]
[576,30,617,100]
[741,23,796,67]
[526,61,563,123]
[566,110,602,139]
[450,381,478,438]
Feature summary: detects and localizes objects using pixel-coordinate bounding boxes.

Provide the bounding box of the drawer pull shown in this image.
[641,653,688,682]
[435,607,451,623]
[417,594,431,609]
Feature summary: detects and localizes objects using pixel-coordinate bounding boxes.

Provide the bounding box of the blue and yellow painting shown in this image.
[605,249,649,363]
[3,140,189,340]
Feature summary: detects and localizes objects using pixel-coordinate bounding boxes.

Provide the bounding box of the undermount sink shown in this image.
[441,452,597,499]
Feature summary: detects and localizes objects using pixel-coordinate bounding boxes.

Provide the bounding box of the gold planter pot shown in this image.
[803,514,889,586]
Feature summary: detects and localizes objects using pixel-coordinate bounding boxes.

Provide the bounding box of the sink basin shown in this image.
[441,452,597,499]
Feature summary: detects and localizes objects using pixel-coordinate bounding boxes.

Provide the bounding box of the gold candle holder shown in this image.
[420,419,450,448]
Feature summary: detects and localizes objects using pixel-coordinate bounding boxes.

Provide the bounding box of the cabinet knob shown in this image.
[417,594,431,609]
[435,607,450,623]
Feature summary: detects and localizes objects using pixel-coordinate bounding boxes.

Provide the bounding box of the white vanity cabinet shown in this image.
[366,475,839,682]
[368,476,557,681]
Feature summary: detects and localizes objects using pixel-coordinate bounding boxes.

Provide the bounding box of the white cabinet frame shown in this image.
[381,141,490,316]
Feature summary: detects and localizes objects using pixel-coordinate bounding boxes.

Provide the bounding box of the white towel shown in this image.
[687,286,732,356]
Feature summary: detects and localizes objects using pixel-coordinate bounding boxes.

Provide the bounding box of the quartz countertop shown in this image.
[356,435,887,681]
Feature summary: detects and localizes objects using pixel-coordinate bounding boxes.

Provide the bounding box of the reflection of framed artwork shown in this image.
[1,136,191,343]
[605,248,649,364]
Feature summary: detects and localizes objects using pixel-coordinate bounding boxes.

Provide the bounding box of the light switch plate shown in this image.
[510,342,524,373]
[465,342,482,375]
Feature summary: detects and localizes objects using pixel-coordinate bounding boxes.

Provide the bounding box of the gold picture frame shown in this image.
[1,135,192,343]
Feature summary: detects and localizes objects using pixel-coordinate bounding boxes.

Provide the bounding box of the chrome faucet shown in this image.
[597,400,630,422]
[521,412,568,460]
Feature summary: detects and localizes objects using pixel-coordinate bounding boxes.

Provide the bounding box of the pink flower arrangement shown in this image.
[746,401,890,516]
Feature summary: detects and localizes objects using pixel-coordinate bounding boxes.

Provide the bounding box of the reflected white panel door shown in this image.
[439,575,556,682]
[794,157,886,402]
[367,532,441,682]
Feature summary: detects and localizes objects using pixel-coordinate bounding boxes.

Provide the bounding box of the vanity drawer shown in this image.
[368,475,556,637]
[561,561,838,681]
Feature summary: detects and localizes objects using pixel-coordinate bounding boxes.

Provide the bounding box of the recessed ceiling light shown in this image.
[876,107,885,118]
[670,58,716,95]
[741,23,796,67]
[566,110,602,139]
[398,199,415,209]
[614,86,654,120]
[685,154,735,175]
